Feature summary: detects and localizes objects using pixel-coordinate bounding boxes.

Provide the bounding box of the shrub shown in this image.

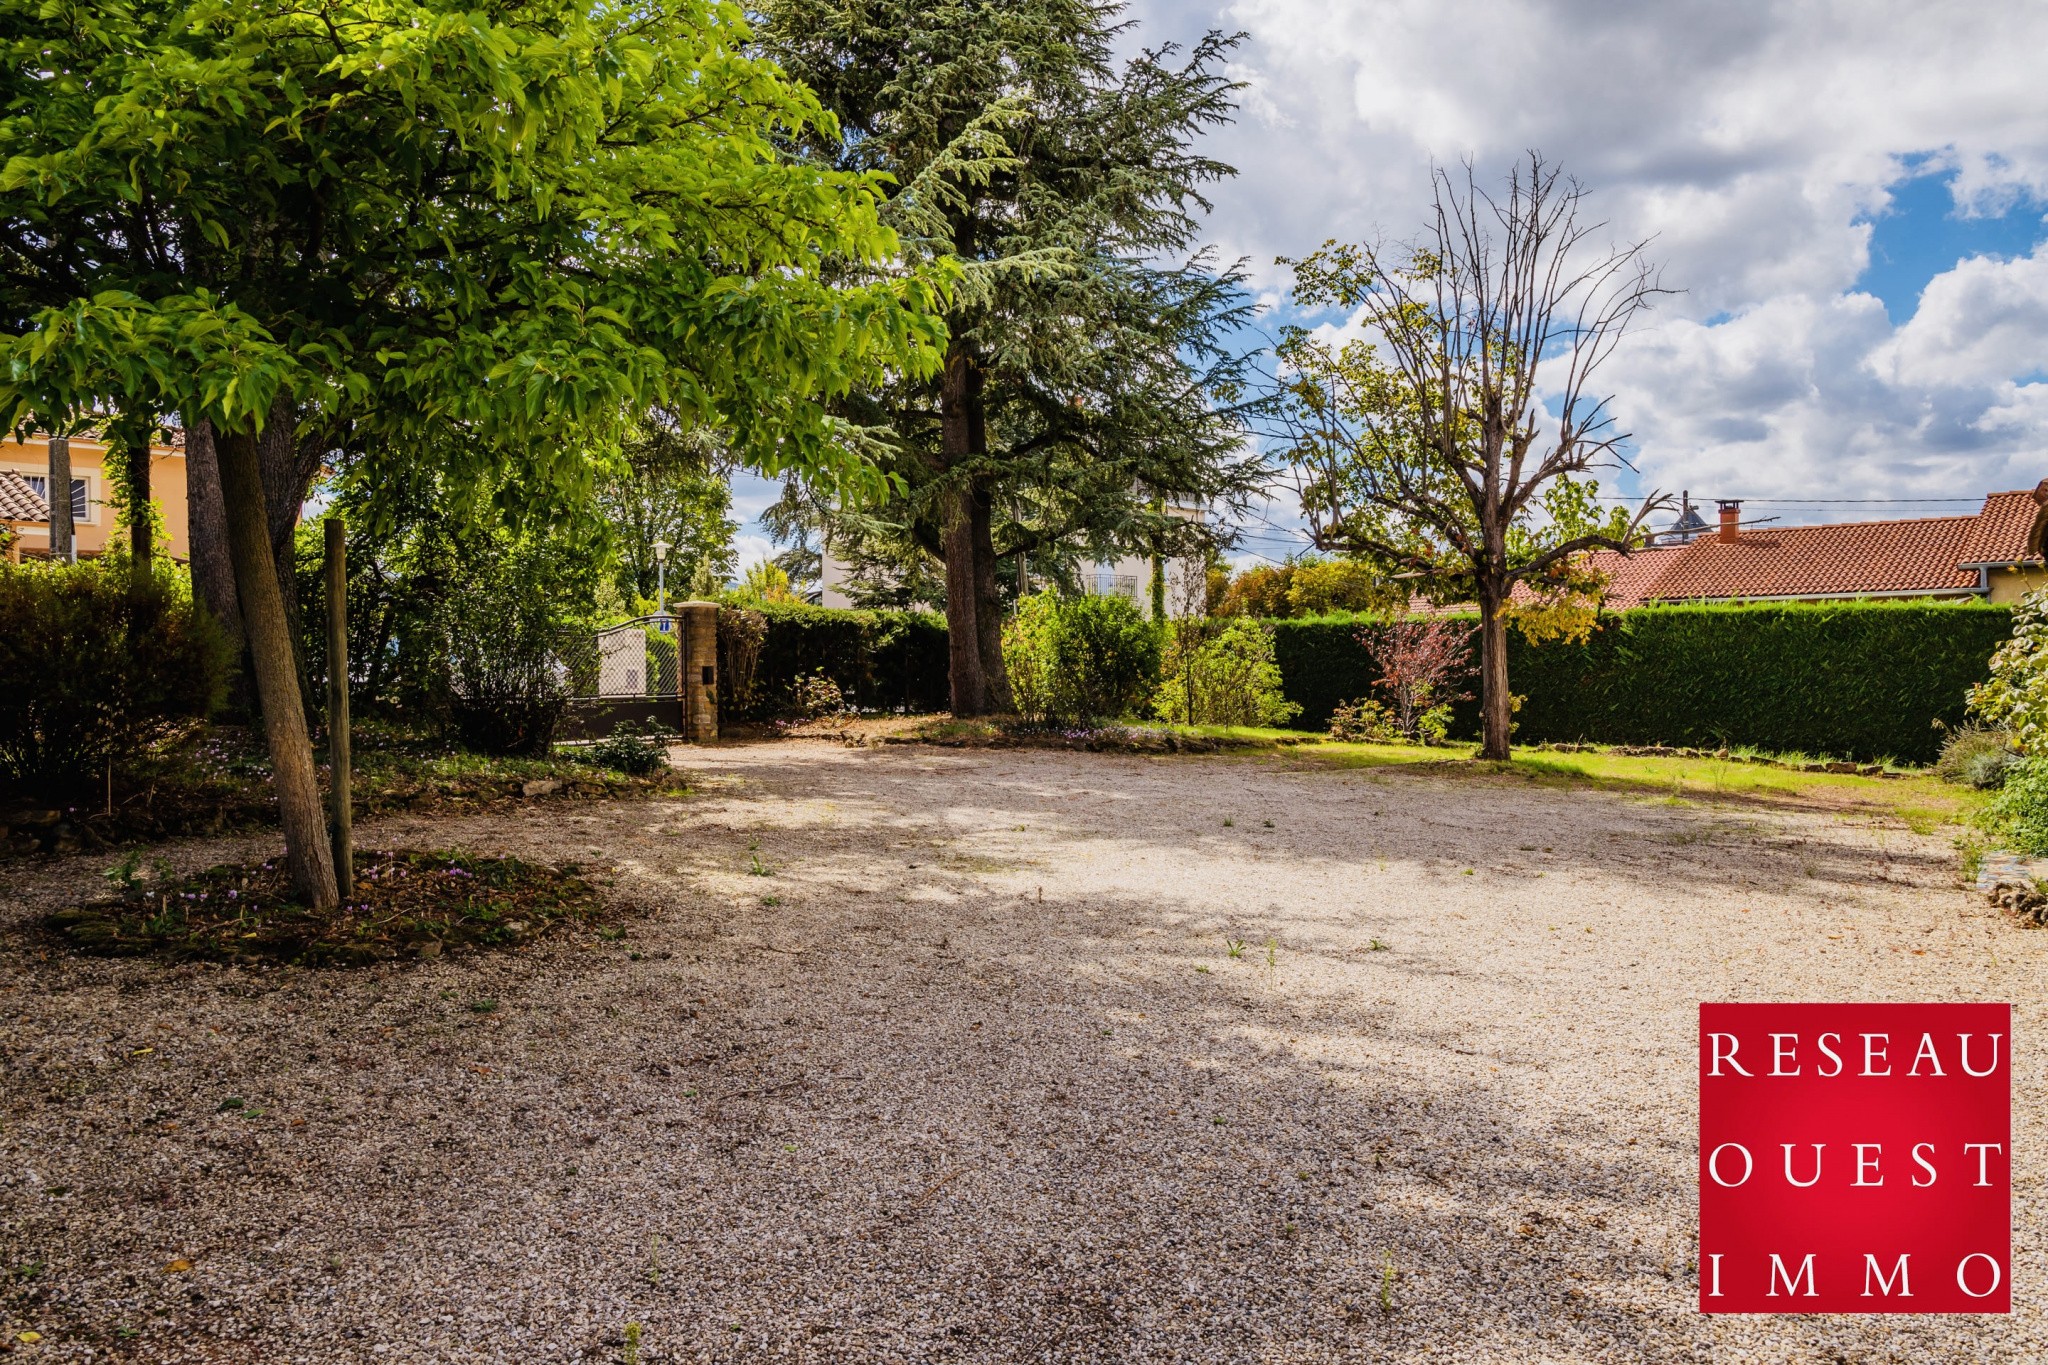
[1152,618,1299,727]
[1969,587,2048,753]
[441,557,579,757]
[1986,756,2048,854]
[790,671,847,719]
[717,606,768,715]
[1935,726,2018,788]
[1004,592,1162,721]
[584,721,669,776]
[1327,698,1396,742]
[720,598,947,719]
[0,562,230,798]
[1360,616,1475,740]
[1273,600,2011,761]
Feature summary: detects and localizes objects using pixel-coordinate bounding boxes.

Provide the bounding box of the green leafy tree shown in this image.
[1272,155,1669,759]
[0,0,945,905]
[1970,587,2048,754]
[597,422,737,611]
[756,0,1266,715]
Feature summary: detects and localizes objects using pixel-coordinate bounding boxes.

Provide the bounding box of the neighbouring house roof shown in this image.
[1957,487,2043,567]
[0,467,48,522]
[1577,488,2043,608]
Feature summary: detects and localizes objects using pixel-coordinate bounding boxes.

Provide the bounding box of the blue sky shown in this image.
[733,0,2048,575]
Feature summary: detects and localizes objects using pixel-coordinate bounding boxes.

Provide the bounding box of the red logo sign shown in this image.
[1698,1002,2010,1313]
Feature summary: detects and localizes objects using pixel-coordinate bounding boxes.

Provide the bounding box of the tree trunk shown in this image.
[184,420,244,651]
[325,517,353,890]
[258,401,323,721]
[216,427,339,910]
[1477,582,1513,762]
[960,351,1012,712]
[127,439,151,580]
[46,434,72,562]
[968,476,1012,712]
[939,344,988,716]
[941,482,986,716]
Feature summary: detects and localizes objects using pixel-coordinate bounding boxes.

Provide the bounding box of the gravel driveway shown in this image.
[2,741,2039,1363]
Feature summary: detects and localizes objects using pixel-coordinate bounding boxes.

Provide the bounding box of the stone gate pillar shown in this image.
[678,600,720,742]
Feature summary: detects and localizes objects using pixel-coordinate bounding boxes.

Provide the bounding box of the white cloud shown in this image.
[1124,0,2048,506]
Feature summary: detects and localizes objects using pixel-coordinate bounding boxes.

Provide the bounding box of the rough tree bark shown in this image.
[216,427,339,909]
[1476,582,1512,761]
[939,344,990,716]
[46,434,72,562]
[183,419,245,657]
[962,366,1009,710]
[126,439,151,580]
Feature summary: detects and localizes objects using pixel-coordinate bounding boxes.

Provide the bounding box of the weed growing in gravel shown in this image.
[1227,939,1246,959]
[623,1321,643,1365]
[749,853,770,876]
[1368,938,1390,951]
[1381,1253,1396,1314]
[761,895,782,907]
[1195,964,1211,974]
[646,1235,662,1287]
[470,999,498,1014]
[1262,819,1274,828]
[1264,937,1277,969]
[1222,817,1234,827]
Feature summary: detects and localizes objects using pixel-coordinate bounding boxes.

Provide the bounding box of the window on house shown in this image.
[21,474,89,522]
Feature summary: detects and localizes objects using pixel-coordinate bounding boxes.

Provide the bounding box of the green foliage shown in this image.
[1326,698,1396,742]
[1935,727,2019,788]
[1151,618,1299,726]
[1214,556,1397,619]
[298,495,606,724]
[597,423,736,611]
[738,561,800,604]
[1004,592,1162,721]
[1985,757,2048,855]
[0,0,947,497]
[790,672,848,719]
[720,599,950,719]
[754,1,1263,678]
[0,562,230,797]
[440,542,593,756]
[1272,602,2011,763]
[584,722,669,778]
[1968,587,2048,753]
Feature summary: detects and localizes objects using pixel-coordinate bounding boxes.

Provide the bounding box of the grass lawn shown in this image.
[1167,724,1984,835]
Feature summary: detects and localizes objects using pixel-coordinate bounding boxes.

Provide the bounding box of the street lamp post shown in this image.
[653,539,672,621]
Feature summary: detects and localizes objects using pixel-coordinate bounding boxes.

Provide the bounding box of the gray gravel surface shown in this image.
[0,741,2040,1363]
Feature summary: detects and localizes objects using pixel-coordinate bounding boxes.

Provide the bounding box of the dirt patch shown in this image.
[44,849,607,967]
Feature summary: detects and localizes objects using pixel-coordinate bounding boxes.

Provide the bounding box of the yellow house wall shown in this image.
[1985,566,2048,604]
[0,435,188,561]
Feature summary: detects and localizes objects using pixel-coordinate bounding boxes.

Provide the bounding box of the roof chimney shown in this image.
[1716,499,1741,544]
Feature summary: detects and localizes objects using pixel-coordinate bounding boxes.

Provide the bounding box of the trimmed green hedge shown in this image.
[728,600,950,719]
[1273,601,2013,764]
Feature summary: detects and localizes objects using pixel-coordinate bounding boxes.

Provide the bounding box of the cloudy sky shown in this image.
[735,0,2048,572]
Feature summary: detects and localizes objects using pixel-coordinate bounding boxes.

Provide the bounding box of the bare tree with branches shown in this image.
[1272,153,1671,760]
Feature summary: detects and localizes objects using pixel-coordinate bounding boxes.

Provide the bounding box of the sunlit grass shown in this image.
[1295,737,1985,828]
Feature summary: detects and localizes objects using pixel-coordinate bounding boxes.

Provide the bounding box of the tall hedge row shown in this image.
[729,600,950,720]
[1273,601,2012,763]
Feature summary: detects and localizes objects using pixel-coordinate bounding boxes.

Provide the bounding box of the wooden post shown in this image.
[47,434,72,563]
[324,517,352,890]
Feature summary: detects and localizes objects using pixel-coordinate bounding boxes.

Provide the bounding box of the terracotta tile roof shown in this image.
[1641,515,1982,600]
[1577,544,1690,610]
[1957,487,2043,567]
[0,467,48,522]
[1420,487,2046,611]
